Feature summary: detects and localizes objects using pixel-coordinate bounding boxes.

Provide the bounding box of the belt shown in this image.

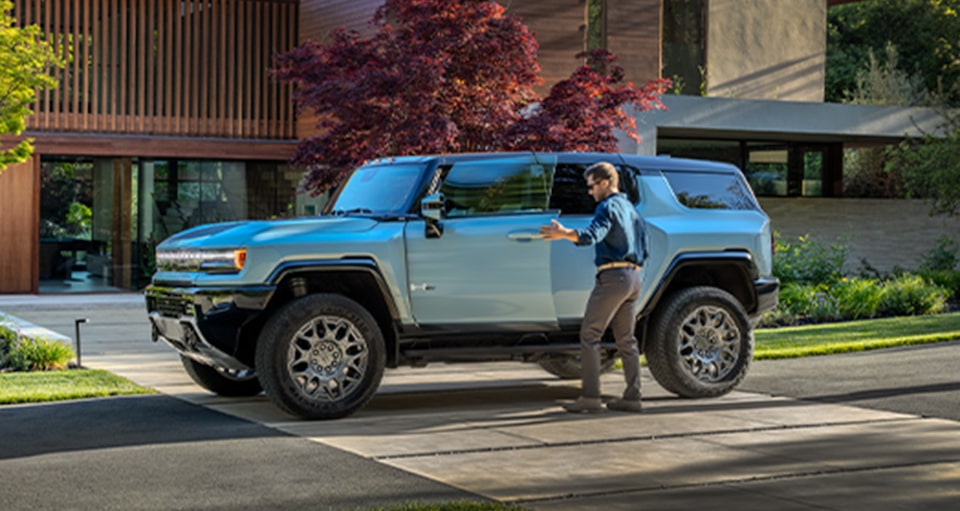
[596,261,641,272]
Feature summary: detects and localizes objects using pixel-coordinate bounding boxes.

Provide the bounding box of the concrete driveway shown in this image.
[2,294,959,510]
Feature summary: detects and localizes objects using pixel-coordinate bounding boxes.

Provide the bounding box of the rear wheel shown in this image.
[180,356,263,397]
[646,286,753,398]
[255,294,385,420]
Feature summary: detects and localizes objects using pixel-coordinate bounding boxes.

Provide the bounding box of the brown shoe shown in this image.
[606,398,643,413]
[562,397,605,414]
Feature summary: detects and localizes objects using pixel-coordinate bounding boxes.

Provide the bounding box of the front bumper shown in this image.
[145,285,274,371]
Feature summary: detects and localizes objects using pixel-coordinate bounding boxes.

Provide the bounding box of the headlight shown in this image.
[156,249,247,273]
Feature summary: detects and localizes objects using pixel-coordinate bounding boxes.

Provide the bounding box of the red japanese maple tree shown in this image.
[275,0,670,194]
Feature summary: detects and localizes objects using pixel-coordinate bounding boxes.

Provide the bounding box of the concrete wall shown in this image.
[707,0,826,102]
[760,197,960,272]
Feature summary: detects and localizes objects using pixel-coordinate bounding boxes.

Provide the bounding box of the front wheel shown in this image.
[255,294,386,420]
[645,286,753,398]
[180,356,263,397]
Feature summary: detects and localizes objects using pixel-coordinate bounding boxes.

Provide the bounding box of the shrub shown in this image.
[832,278,883,319]
[917,269,960,300]
[760,283,809,326]
[919,236,959,272]
[879,274,948,317]
[758,307,795,327]
[6,337,75,372]
[0,320,20,368]
[774,234,849,285]
[808,290,842,323]
[767,282,841,324]
[776,282,818,317]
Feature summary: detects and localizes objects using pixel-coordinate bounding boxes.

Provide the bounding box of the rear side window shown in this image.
[662,170,758,210]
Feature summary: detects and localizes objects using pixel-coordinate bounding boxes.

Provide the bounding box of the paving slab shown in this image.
[699,418,960,471]
[531,461,960,511]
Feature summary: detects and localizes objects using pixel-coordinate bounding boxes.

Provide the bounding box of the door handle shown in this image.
[507,231,545,242]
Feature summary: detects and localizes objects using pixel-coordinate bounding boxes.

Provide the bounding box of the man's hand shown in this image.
[539,219,579,242]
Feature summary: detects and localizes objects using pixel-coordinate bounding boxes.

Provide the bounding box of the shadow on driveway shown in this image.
[0,395,281,460]
[0,395,479,511]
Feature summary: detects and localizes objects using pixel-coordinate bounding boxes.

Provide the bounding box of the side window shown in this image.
[548,163,641,215]
[548,164,595,215]
[662,170,758,210]
[440,157,552,217]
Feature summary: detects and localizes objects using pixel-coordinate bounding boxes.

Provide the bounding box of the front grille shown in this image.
[155,296,191,317]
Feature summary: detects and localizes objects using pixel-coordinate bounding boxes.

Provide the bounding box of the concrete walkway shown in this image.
[2,293,959,510]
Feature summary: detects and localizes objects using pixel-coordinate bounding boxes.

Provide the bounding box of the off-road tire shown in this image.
[646,286,753,398]
[180,356,263,397]
[255,293,385,420]
[537,351,618,379]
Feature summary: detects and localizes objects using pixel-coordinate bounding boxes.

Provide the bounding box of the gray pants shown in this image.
[579,267,642,400]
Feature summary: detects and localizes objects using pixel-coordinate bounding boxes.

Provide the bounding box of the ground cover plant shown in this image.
[761,234,959,326]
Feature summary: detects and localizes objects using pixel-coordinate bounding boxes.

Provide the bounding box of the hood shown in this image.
[157,216,380,250]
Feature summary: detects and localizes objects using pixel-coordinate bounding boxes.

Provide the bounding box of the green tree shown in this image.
[0,0,64,174]
[844,43,933,107]
[891,110,960,216]
[827,0,960,105]
[842,44,934,198]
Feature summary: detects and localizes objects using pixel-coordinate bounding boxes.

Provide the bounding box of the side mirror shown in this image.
[421,193,445,221]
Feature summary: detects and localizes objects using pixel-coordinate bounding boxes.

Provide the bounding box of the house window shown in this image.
[658,137,839,197]
[747,143,789,196]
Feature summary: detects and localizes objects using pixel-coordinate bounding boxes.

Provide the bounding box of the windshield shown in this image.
[328,162,426,216]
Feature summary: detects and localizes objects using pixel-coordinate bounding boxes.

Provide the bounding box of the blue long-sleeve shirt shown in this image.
[575,193,646,267]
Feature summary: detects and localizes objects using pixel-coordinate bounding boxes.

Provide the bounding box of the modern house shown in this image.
[1,0,306,294]
[0,0,955,294]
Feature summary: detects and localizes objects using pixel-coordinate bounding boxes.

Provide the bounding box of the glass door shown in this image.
[39,157,139,293]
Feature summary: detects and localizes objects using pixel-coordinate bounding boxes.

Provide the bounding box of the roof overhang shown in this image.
[625,95,954,154]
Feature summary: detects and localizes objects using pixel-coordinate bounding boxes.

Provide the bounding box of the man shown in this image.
[539,161,645,413]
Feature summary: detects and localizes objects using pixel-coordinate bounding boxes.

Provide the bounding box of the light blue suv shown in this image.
[146,152,779,419]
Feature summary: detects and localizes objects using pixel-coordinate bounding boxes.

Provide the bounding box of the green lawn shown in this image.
[0,369,154,405]
[755,311,960,359]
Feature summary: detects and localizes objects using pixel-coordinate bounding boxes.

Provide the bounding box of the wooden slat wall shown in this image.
[0,159,40,294]
[607,0,663,85]
[299,0,380,43]
[297,0,381,139]
[503,0,586,95]
[13,0,297,140]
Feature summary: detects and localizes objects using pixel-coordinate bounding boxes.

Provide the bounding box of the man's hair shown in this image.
[584,161,619,189]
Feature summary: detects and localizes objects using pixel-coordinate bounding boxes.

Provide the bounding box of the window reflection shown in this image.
[440,158,552,217]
